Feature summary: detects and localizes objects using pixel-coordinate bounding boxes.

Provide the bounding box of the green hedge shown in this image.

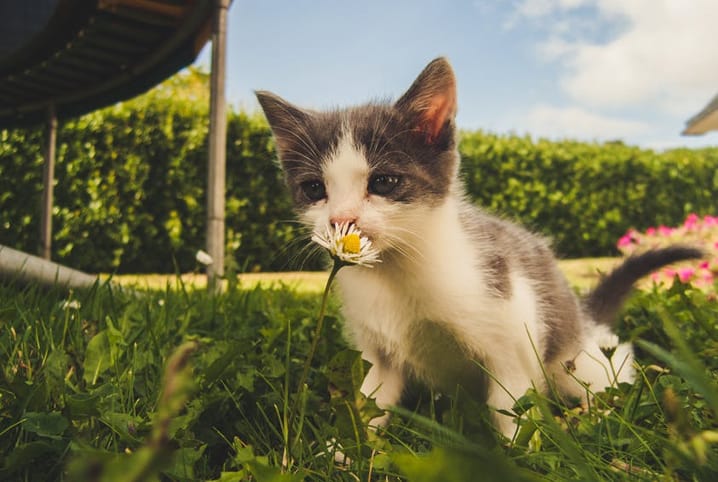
[1,70,717,273]
[0,70,305,273]
[459,134,718,257]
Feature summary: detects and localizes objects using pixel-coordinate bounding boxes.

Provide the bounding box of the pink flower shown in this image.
[658,225,673,236]
[684,213,699,230]
[678,267,695,282]
[617,235,634,248]
[613,214,718,294]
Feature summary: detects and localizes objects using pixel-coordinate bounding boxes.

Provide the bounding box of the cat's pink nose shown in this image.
[330,216,357,226]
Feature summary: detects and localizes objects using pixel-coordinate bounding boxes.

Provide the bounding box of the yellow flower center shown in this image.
[340,233,361,254]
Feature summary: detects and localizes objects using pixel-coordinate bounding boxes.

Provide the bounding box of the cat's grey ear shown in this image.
[255,90,311,155]
[395,57,457,144]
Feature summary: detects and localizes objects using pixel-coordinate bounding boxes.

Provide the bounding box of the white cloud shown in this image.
[537,37,576,60]
[514,0,557,17]
[513,0,718,115]
[514,0,589,18]
[520,103,650,141]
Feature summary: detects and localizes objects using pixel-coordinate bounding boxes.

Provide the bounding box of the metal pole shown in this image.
[40,103,57,260]
[0,244,97,289]
[206,0,229,291]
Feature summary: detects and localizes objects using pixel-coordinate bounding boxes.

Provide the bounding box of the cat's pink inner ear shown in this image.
[418,90,456,144]
[397,58,458,144]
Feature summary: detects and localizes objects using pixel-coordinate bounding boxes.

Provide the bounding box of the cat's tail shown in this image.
[584,246,703,326]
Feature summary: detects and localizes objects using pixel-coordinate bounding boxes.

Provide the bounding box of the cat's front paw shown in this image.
[325,437,352,466]
[368,411,392,429]
[323,412,390,466]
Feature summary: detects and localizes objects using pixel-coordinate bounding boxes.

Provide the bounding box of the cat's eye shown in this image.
[300,180,326,201]
[369,174,400,196]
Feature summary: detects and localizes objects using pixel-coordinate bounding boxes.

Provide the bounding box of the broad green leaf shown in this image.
[22,411,69,439]
[393,446,538,482]
[100,412,144,443]
[0,440,65,475]
[326,349,367,395]
[164,445,206,481]
[83,330,111,385]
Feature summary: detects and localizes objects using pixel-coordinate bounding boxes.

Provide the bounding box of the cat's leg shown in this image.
[329,352,404,465]
[485,364,537,439]
[360,352,405,428]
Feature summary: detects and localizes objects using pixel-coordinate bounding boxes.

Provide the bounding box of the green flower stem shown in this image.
[287,259,344,452]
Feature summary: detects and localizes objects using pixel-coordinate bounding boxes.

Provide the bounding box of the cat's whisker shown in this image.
[295,244,325,272]
[385,228,423,253]
[379,242,416,265]
[282,150,321,169]
[370,150,415,173]
[284,227,335,272]
[367,110,394,160]
[382,233,423,264]
[272,124,322,162]
[280,153,326,176]
[268,225,317,272]
[370,125,416,162]
[270,100,323,157]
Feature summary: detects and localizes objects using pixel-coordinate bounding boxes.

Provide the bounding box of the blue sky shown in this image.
[195,0,718,150]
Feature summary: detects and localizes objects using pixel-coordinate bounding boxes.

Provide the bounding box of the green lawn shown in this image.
[106,270,331,293]
[2,264,717,480]
[107,257,622,293]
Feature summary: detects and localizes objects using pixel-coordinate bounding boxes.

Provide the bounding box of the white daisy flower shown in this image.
[598,333,620,360]
[311,222,381,267]
[60,299,81,310]
[195,249,214,266]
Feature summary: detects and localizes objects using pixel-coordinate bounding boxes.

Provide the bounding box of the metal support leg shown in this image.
[40,104,57,260]
[206,0,229,291]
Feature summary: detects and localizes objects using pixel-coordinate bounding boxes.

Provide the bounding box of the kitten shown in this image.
[256,58,702,437]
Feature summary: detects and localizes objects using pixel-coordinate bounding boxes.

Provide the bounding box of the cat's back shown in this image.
[459,201,563,284]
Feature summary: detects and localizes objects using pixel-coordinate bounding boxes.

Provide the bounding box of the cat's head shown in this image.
[256,57,459,258]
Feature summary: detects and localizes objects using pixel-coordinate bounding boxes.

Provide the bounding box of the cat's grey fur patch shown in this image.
[485,255,511,299]
[459,204,582,362]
